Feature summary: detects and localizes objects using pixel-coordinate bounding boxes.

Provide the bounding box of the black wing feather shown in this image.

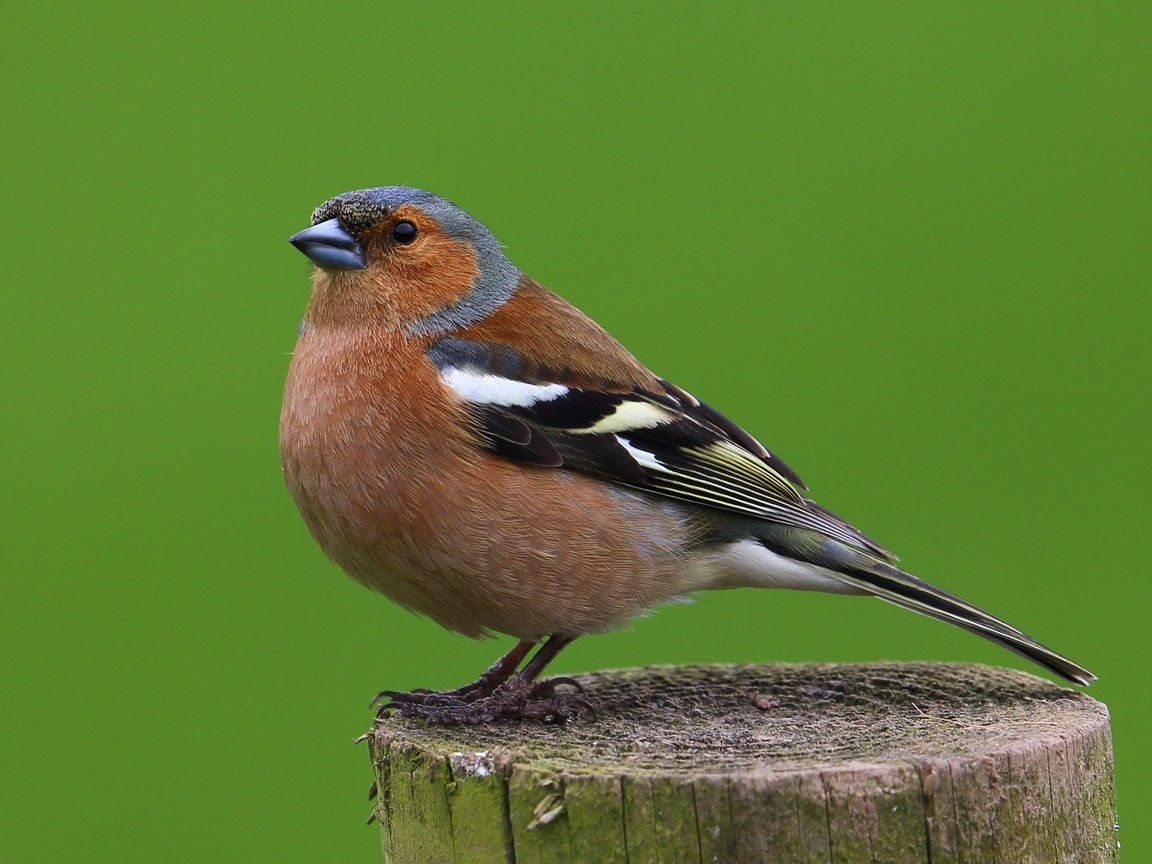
[472,405,563,467]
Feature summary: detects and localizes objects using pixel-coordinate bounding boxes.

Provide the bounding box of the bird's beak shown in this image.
[289,218,367,271]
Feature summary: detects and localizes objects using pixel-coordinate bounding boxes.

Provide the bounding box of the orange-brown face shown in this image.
[292,202,481,331]
[361,204,484,324]
[289,182,530,337]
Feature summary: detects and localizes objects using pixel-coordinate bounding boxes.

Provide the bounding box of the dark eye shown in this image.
[391,220,418,245]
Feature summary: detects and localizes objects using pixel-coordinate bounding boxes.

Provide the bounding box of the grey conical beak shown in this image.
[289,218,366,270]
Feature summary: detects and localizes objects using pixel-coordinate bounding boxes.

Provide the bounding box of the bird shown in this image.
[280,185,1094,724]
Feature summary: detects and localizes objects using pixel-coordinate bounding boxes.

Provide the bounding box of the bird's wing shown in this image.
[428,336,895,560]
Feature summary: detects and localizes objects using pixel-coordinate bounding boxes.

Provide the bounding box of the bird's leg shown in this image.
[488,634,595,719]
[376,635,594,724]
[372,639,534,710]
[509,633,586,695]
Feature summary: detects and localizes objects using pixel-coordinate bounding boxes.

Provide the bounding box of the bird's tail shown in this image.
[801,538,1096,686]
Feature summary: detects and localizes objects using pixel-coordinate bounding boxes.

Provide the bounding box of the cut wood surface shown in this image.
[368,662,1117,863]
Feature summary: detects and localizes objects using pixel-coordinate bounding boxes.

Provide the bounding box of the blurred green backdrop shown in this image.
[2,2,1147,861]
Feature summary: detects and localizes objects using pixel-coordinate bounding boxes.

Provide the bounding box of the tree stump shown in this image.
[368,663,1116,863]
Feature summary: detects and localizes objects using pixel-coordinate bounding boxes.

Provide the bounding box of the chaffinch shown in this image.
[281,186,1093,724]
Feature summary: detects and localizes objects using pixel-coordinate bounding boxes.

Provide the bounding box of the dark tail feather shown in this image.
[820,544,1095,686]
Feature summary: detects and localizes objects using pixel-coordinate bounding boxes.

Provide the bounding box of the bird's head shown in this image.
[289,186,521,334]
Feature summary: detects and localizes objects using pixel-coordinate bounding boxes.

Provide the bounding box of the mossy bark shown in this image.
[368,663,1117,863]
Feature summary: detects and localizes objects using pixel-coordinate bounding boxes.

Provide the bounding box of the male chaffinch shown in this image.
[281,186,1093,724]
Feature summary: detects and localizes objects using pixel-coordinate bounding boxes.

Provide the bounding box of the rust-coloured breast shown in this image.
[279,320,700,640]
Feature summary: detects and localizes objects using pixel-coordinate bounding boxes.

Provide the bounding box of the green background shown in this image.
[2,2,1147,861]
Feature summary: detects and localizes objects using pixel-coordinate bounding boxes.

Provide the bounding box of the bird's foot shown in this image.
[375,676,593,725]
[371,677,500,710]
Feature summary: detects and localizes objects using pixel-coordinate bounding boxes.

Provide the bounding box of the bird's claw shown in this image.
[373,675,595,725]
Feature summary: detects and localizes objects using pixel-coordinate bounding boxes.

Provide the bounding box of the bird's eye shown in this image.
[391,220,418,245]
